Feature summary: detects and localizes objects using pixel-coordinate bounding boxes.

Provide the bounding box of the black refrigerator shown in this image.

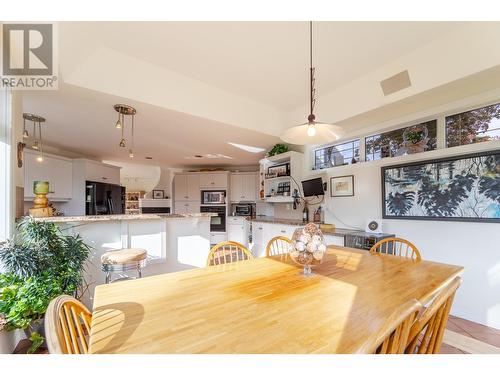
[85,181,125,215]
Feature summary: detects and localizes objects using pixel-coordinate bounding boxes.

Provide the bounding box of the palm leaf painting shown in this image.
[381,151,500,222]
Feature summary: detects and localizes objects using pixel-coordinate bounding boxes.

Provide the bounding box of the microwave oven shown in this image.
[201,190,226,205]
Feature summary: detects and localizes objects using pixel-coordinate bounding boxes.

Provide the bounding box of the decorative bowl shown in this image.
[289,223,327,274]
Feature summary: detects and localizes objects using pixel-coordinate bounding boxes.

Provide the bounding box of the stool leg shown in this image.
[105,271,111,284]
[138,265,142,279]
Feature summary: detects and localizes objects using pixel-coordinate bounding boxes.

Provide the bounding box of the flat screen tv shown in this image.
[302,177,324,197]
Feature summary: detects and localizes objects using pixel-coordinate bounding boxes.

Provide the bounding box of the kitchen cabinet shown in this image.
[325,235,344,247]
[251,223,265,257]
[174,174,200,201]
[199,173,228,189]
[85,161,120,185]
[210,233,227,245]
[24,151,73,201]
[227,216,248,246]
[174,201,200,214]
[229,173,257,202]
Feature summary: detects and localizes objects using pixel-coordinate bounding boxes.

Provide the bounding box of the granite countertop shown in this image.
[247,217,375,238]
[34,213,215,223]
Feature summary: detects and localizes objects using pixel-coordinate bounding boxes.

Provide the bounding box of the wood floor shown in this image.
[13,315,500,354]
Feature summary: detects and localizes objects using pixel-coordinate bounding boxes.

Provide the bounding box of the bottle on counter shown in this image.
[302,205,309,223]
[313,206,321,223]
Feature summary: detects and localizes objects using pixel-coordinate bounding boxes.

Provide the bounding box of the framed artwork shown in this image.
[152,190,165,199]
[382,150,500,223]
[330,175,354,197]
[268,163,290,177]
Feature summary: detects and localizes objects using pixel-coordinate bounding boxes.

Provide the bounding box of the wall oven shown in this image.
[200,205,226,232]
[234,203,253,217]
[201,190,226,205]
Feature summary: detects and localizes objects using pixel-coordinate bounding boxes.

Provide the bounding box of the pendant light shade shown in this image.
[281,121,345,145]
[23,113,46,162]
[280,21,345,145]
[113,104,137,153]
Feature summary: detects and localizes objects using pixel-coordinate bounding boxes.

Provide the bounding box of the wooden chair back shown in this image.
[357,299,422,354]
[44,295,92,354]
[206,241,254,266]
[370,237,422,261]
[406,277,462,354]
[266,236,293,257]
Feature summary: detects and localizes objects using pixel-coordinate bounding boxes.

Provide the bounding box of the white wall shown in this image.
[293,87,500,329]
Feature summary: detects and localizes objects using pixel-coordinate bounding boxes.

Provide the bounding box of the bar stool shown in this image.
[101,248,147,284]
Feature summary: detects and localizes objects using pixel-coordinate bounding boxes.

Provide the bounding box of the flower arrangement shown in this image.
[290,223,327,274]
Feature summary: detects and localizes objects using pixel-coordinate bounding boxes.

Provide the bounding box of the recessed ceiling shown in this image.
[22,84,281,168]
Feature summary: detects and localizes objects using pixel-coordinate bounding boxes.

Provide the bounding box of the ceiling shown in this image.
[23,84,281,167]
[22,21,493,168]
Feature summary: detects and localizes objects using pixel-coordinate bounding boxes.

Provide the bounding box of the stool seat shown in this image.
[101,248,147,265]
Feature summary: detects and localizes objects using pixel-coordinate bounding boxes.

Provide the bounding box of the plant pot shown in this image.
[0,329,27,354]
[24,318,45,340]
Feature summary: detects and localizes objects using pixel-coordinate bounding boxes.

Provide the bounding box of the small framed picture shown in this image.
[268,163,290,177]
[153,190,165,199]
[330,175,354,197]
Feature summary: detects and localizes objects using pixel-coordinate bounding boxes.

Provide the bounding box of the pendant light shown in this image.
[113,104,137,154]
[23,113,45,162]
[280,22,345,145]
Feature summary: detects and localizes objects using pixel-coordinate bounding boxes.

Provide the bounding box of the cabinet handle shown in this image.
[258,227,263,230]
[280,230,286,233]
[102,177,107,180]
[184,196,188,199]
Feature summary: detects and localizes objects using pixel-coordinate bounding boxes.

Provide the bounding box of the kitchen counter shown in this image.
[248,217,393,238]
[34,213,215,223]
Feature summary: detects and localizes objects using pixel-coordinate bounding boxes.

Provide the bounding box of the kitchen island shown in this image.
[37,214,214,306]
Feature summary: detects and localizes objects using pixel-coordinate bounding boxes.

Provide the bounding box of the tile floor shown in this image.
[441,315,500,354]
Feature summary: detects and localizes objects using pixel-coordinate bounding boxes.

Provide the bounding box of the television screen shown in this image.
[302,177,324,197]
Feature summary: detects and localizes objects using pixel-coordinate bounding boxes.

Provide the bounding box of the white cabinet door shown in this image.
[251,223,265,257]
[24,152,73,201]
[243,174,257,202]
[325,235,344,247]
[229,174,243,202]
[174,201,199,214]
[210,233,227,245]
[86,162,120,185]
[185,202,200,214]
[174,175,188,201]
[186,175,200,201]
[199,173,227,189]
[228,224,246,245]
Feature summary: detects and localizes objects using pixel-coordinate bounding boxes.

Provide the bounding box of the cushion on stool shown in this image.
[101,248,147,265]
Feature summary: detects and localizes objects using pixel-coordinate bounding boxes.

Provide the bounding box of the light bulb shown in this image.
[115,119,122,129]
[307,124,316,137]
[32,141,39,150]
[119,138,126,147]
[129,149,134,158]
[36,156,43,162]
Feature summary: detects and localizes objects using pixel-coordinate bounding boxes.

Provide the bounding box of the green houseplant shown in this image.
[266,143,289,157]
[0,217,91,353]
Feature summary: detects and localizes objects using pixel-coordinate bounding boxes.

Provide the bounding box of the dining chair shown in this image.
[45,295,92,354]
[356,299,422,354]
[369,237,422,261]
[265,236,293,257]
[405,277,462,354]
[206,241,254,266]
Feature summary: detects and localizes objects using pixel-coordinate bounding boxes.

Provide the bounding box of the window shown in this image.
[0,88,12,242]
[365,120,437,161]
[446,103,500,148]
[314,139,360,170]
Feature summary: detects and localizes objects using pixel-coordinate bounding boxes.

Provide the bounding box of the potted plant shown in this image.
[0,217,91,353]
[266,143,289,157]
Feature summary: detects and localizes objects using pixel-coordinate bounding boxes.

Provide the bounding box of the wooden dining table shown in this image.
[88,246,463,354]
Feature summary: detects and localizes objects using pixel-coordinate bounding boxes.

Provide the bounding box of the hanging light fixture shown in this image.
[113,104,137,154]
[280,21,345,145]
[23,113,45,162]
